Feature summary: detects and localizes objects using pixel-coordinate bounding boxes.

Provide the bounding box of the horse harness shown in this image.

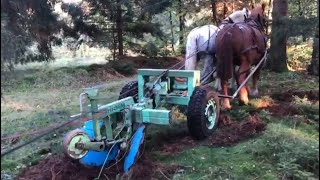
[233,19,268,78]
[238,20,267,55]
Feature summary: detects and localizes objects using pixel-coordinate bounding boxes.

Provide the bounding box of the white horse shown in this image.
[184,8,251,90]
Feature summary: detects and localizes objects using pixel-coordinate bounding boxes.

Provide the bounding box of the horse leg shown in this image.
[250,65,262,97]
[185,37,197,70]
[213,55,221,90]
[237,59,250,105]
[221,79,232,109]
[214,77,221,91]
[200,54,214,85]
[179,38,197,84]
[185,54,197,70]
[232,66,239,92]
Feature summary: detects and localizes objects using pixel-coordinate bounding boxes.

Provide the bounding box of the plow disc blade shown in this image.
[123,125,145,172]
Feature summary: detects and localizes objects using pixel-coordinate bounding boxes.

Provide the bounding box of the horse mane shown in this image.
[245,3,267,31]
[244,17,263,30]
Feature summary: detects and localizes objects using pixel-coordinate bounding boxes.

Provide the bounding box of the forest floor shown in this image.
[1,49,319,180]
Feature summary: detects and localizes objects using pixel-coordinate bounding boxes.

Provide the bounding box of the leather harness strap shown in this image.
[236,20,267,78]
[238,20,266,55]
[207,25,210,53]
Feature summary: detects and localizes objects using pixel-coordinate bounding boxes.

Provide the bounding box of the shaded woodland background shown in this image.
[1,0,319,79]
[1,1,319,180]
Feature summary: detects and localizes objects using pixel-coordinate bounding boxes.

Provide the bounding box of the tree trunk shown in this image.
[298,0,303,16]
[309,35,319,76]
[223,3,227,19]
[178,0,185,47]
[308,0,319,76]
[211,0,217,25]
[169,11,175,54]
[116,0,123,56]
[231,1,234,12]
[111,9,117,61]
[112,22,117,61]
[267,0,289,72]
[266,0,272,36]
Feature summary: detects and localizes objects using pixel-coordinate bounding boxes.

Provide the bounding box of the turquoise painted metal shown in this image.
[63,68,220,173]
[137,69,200,106]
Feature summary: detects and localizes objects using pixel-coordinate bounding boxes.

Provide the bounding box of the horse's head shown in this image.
[227,7,251,23]
[248,3,267,31]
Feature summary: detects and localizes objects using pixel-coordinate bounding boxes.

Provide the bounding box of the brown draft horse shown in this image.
[215,4,268,109]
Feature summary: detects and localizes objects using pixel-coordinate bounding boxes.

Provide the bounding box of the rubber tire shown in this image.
[117,81,138,121]
[118,81,139,102]
[187,86,220,140]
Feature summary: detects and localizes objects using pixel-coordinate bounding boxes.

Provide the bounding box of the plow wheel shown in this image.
[64,121,120,168]
[187,86,220,140]
[63,129,90,159]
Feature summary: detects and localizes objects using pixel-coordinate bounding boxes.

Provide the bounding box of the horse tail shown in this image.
[217,31,234,81]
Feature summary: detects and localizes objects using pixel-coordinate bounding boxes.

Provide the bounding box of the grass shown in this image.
[1,48,319,179]
[157,142,279,180]
[151,117,319,180]
[151,69,318,179]
[287,41,313,71]
[251,123,319,179]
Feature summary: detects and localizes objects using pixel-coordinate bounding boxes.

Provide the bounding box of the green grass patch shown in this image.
[153,142,279,180]
[259,71,319,94]
[292,96,319,122]
[150,121,319,180]
[287,42,313,70]
[250,123,319,179]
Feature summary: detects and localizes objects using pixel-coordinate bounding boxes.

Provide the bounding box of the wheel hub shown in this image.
[205,99,217,130]
[63,129,90,159]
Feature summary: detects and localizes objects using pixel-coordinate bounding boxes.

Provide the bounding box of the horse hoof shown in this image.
[222,101,232,110]
[238,99,249,106]
[250,89,259,97]
[222,105,232,110]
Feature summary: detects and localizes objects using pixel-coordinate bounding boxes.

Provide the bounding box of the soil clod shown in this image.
[207,114,266,147]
